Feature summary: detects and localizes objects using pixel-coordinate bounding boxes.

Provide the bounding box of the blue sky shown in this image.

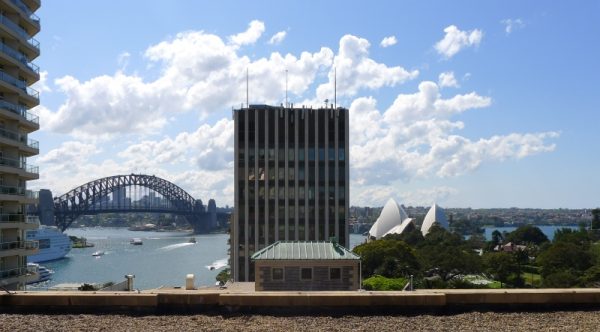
[30,1,600,208]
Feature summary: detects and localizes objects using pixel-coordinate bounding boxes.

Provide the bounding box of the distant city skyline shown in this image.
[30,1,599,209]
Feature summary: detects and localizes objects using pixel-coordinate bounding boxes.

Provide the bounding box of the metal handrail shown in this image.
[0,156,38,174]
[0,14,40,50]
[0,100,40,124]
[0,185,25,196]
[0,213,25,223]
[0,42,39,74]
[27,138,38,149]
[26,190,38,199]
[9,0,40,26]
[0,70,26,89]
[0,42,38,74]
[0,267,29,280]
[0,240,38,250]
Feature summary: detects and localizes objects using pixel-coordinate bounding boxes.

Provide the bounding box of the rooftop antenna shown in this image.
[334,67,337,109]
[285,69,288,108]
[246,68,249,108]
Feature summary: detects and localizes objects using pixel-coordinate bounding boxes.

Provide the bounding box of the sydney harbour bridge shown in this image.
[37,174,218,234]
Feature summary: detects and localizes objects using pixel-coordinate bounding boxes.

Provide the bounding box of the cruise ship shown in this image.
[25,227,71,263]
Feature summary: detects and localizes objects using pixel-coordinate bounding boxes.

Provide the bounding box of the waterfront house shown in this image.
[251,241,361,291]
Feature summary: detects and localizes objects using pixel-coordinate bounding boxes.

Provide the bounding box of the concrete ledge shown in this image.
[3,288,600,313]
[218,291,446,307]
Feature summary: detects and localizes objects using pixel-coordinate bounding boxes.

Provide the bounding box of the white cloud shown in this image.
[228,20,265,47]
[438,71,459,88]
[380,35,397,48]
[349,81,558,188]
[268,30,287,45]
[33,70,51,94]
[34,22,560,207]
[41,26,333,139]
[316,34,418,101]
[117,51,130,70]
[501,18,525,35]
[435,25,483,58]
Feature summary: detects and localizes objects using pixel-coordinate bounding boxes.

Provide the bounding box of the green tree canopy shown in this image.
[504,225,549,245]
[353,239,420,278]
[537,242,592,285]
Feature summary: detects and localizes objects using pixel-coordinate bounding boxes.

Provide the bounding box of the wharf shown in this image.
[3,286,600,313]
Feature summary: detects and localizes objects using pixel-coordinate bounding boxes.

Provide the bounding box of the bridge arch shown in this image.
[53,174,209,232]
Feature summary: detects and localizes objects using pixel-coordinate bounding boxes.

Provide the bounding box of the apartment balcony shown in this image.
[0,14,39,54]
[0,99,39,131]
[0,239,38,257]
[0,41,39,78]
[8,0,40,30]
[0,186,36,204]
[0,126,39,155]
[0,266,31,285]
[0,70,39,103]
[0,156,39,179]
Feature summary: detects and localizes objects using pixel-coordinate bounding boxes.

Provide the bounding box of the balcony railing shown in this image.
[0,42,39,74]
[26,189,38,199]
[0,100,39,124]
[0,156,38,174]
[0,267,29,280]
[0,127,39,149]
[9,0,40,27]
[0,14,40,50]
[0,71,39,100]
[0,213,24,223]
[0,185,25,196]
[0,240,38,250]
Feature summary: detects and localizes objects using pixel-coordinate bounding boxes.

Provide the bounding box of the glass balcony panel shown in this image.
[9,0,40,26]
[0,100,39,123]
[0,14,40,50]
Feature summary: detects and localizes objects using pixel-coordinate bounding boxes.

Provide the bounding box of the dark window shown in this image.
[330,267,341,280]
[272,268,284,281]
[301,267,312,280]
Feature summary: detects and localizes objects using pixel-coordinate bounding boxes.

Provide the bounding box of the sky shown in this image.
[28,1,600,209]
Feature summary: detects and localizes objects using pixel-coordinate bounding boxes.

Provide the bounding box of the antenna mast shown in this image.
[334,67,337,109]
[246,68,249,108]
[285,69,288,108]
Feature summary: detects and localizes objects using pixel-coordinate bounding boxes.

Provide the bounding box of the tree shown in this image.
[353,239,420,278]
[553,227,590,246]
[416,227,482,282]
[537,242,592,287]
[592,208,600,230]
[491,230,504,245]
[504,225,548,245]
[483,252,517,287]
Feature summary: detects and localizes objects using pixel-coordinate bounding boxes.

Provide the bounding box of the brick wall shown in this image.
[255,260,359,291]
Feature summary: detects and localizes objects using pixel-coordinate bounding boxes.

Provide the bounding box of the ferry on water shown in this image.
[25,226,72,263]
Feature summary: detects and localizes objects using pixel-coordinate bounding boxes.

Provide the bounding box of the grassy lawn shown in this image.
[523,272,542,287]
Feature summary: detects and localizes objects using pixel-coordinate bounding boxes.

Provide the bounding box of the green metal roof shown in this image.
[251,241,361,260]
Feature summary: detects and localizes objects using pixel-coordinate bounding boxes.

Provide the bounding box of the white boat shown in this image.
[92,251,105,257]
[26,226,72,263]
[26,263,53,284]
[130,238,143,245]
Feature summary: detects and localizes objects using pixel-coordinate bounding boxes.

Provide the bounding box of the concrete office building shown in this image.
[0,0,41,290]
[232,105,349,281]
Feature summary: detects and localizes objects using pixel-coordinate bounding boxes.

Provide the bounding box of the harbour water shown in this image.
[28,225,574,290]
[30,228,366,290]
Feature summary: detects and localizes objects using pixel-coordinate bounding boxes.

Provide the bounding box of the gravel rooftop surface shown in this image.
[2,310,600,331]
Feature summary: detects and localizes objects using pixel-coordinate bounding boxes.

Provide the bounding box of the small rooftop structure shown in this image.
[421,203,449,236]
[252,241,360,261]
[252,241,360,291]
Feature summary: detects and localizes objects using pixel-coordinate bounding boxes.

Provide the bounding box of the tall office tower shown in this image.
[0,0,41,290]
[232,105,349,281]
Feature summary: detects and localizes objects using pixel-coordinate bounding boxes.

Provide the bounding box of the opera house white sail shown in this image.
[383,218,416,237]
[421,203,449,236]
[368,198,409,239]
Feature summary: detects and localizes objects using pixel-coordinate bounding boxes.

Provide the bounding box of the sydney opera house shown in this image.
[367,199,449,240]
